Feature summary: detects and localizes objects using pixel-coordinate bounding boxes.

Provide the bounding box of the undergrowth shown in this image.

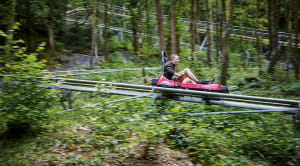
[0,68,299,166]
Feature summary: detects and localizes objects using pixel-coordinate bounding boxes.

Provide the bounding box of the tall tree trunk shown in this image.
[189,0,200,59]
[103,0,110,62]
[294,35,300,79]
[183,0,193,57]
[292,0,300,79]
[90,0,98,68]
[47,1,57,58]
[155,0,166,53]
[205,0,212,67]
[285,0,292,75]
[267,0,279,74]
[24,2,34,52]
[5,0,16,55]
[255,0,263,72]
[189,0,195,59]
[129,1,142,55]
[145,1,153,50]
[8,0,16,31]
[193,0,200,46]
[220,0,234,85]
[215,0,223,64]
[171,0,178,55]
[47,21,56,54]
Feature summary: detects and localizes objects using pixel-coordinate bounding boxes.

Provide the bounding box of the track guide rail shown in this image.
[54,78,300,112]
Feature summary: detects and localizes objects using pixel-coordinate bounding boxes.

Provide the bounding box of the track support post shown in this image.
[60,90,73,110]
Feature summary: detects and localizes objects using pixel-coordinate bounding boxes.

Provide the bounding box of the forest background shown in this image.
[0,0,300,165]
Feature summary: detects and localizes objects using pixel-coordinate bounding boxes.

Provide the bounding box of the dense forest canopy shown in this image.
[0,0,299,83]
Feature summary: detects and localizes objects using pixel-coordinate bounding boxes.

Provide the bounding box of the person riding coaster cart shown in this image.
[151,51,229,93]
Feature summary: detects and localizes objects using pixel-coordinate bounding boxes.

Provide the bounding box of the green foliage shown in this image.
[226,67,299,99]
[59,24,91,53]
[1,0,300,165]
[0,28,58,137]
[0,67,298,165]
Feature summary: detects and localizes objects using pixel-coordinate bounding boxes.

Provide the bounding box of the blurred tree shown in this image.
[267,0,279,74]
[90,0,98,67]
[291,0,300,79]
[170,0,179,55]
[205,0,212,67]
[103,0,111,62]
[183,0,200,60]
[254,0,265,72]
[0,28,57,137]
[127,0,144,54]
[155,0,166,53]
[220,0,234,85]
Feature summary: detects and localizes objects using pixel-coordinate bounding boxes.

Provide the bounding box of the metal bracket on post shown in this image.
[150,88,157,105]
[60,90,72,110]
[60,93,66,110]
[203,97,211,105]
[294,104,300,130]
[67,89,72,109]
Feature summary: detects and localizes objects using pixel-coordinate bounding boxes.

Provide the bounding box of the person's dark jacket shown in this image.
[163,61,176,80]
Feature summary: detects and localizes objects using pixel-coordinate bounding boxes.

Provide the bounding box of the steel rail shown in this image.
[213,98,293,108]
[1,68,159,79]
[48,67,158,74]
[54,78,300,108]
[67,17,300,48]
[156,95,299,113]
[66,4,300,40]
[187,108,300,116]
[60,93,152,113]
[46,68,159,77]
[56,84,300,115]
[66,6,300,48]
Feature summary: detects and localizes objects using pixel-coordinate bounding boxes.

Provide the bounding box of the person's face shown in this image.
[172,56,180,66]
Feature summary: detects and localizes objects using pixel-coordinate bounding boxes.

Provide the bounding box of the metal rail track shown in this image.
[46,67,159,77]
[66,5,300,48]
[55,78,300,115]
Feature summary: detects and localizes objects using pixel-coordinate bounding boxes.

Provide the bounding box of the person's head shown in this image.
[170,54,180,65]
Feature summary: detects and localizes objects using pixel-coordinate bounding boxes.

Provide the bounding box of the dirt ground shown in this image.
[105,143,193,166]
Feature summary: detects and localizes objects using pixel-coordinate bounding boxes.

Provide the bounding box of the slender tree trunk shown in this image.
[145,1,153,50]
[294,34,300,79]
[90,0,98,67]
[103,0,110,62]
[189,0,200,59]
[26,21,34,52]
[129,1,144,82]
[285,0,292,75]
[254,0,263,72]
[129,1,142,55]
[194,0,200,46]
[8,0,16,31]
[183,0,193,57]
[255,32,263,72]
[205,0,212,67]
[292,0,300,79]
[155,0,166,53]
[220,0,234,85]
[47,21,56,54]
[267,0,279,74]
[171,0,178,55]
[215,0,223,64]
[47,0,57,58]
[23,2,34,52]
[190,0,196,59]
[5,0,16,55]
